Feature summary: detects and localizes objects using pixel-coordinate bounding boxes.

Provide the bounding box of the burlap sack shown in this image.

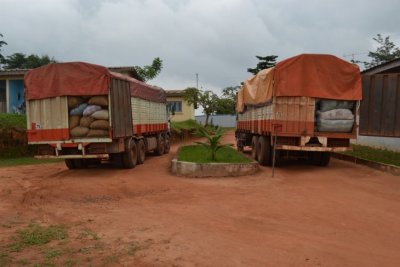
[91,109,109,120]
[70,126,89,137]
[90,119,109,130]
[87,129,109,137]
[80,116,95,127]
[83,105,102,116]
[70,103,88,116]
[317,109,354,120]
[68,96,84,109]
[88,96,108,107]
[69,115,81,129]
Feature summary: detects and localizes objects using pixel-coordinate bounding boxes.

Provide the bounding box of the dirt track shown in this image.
[1,131,400,266]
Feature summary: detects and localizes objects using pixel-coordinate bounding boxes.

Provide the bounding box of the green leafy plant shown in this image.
[195,127,231,161]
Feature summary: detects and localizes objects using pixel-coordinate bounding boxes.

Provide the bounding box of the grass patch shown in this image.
[78,229,100,240]
[170,119,201,133]
[0,157,62,168]
[342,144,400,166]
[0,113,27,129]
[127,242,141,256]
[8,223,68,252]
[178,145,252,163]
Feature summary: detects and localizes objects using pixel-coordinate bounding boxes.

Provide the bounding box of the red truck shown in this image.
[24,62,170,169]
[236,54,362,166]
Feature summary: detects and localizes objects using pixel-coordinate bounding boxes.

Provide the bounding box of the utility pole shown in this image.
[196,73,199,90]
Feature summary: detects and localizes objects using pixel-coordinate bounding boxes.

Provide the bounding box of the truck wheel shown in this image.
[73,159,87,169]
[65,159,75,169]
[137,139,146,165]
[155,134,165,155]
[257,136,271,166]
[236,139,244,152]
[319,152,331,166]
[310,152,330,166]
[122,140,137,169]
[164,135,170,154]
[251,136,258,160]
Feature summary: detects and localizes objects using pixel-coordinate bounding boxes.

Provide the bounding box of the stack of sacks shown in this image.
[68,95,109,138]
[316,100,355,132]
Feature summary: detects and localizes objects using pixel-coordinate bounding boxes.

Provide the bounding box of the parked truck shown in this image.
[24,62,170,169]
[235,54,362,166]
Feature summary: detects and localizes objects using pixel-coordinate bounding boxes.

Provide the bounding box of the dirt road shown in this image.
[1,131,400,266]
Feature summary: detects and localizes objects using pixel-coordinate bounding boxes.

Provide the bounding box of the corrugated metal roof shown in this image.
[362,57,400,75]
[166,90,185,96]
[0,69,29,77]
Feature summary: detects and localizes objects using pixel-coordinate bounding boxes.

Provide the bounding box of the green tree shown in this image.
[183,87,218,126]
[134,57,163,82]
[215,86,240,114]
[247,55,278,75]
[365,34,400,68]
[2,53,56,69]
[0,33,7,62]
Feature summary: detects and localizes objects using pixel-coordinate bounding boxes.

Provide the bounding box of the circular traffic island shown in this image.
[171,145,259,178]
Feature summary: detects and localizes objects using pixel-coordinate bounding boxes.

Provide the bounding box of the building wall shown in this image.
[0,75,25,114]
[196,114,236,128]
[9,80,25,113]
[0,80,6,113]
[167,96,194,122]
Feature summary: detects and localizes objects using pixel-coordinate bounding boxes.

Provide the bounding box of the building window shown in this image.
[167,101,182,113]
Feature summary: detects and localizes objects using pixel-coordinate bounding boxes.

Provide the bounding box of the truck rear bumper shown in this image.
[276,145,351,152]
[35,154,109,159]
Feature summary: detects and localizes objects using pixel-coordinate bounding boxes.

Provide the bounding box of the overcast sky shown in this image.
[1,0,400,94]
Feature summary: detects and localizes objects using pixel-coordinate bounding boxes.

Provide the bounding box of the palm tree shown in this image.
[195,127,230,161]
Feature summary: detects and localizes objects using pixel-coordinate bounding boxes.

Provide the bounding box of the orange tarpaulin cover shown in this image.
[274,54,362,100]
[25,62,110,100]
[25,62,166,103]
[236,67,274,112]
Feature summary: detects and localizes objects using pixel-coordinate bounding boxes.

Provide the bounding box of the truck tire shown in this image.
[155,134,165,155]
[137,139,146,165]
[73,159,87,169]
[251,136,258,160]
[236,139,244,152]
[65,159,75,169]
[257,136,271,166]
[122,139,137,169]
[310,152,330,166]
[164,134,170,154]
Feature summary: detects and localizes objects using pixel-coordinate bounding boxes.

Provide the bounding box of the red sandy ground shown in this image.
[1,131,400,266]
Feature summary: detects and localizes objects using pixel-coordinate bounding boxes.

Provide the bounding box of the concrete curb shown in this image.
[171,147,259,178]
[332,153,400,176]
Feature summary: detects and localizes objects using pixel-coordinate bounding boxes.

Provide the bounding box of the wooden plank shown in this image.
[395,75,400,136]
[382,75,397,136]
[359,75,371,135]
[369,75,383,135]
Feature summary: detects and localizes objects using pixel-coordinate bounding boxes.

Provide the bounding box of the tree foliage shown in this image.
[247,55,278,75]
[134,57,163,82]
[183,87,219,126]
[215,86,240,115]
[1,53,56,69]
[0,33,7,62]
[365,34,400,68]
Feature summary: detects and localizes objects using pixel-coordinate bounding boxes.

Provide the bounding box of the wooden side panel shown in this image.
[273,96,315,135]
[27,97,68,130]
[26,97,69,142]
[360,74,400,137]
[110,78,133,138]
[131,97,167,135]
